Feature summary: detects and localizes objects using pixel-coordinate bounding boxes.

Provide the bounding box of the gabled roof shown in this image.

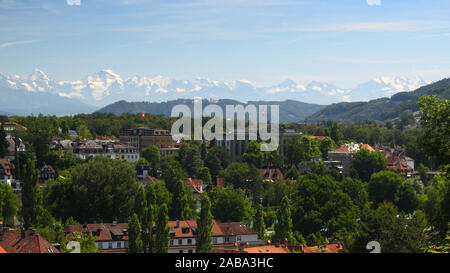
[0,229,59,253]
[185,178,204,194]
[0,245,7,253]
[259,169,283,180]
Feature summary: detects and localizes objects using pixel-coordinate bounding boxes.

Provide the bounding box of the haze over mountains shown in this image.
[0,69,432,115]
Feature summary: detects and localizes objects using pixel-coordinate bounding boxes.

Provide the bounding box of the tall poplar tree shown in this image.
[254,203,266,240]
[196,194,213,253]
[128,213,144,253]
[274,196,292,244]
[21,158,43,229]
[155,203,170,253]
[142,203,154,253]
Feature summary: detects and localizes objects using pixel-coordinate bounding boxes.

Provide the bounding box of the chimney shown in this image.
[175,220,180,228]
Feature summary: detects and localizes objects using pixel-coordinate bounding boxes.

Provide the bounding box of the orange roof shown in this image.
[309,136,327,140]
[185,178,204,194]
[244,245,290,253]
[301,243,343,253]
[0,245,7,253]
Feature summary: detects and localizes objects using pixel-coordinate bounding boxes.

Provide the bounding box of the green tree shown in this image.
[368,170,418,213]
[243,141,263,168]
[351,149,387,182]
[21,158,43,229]
[197,167,212,185]
[74,232,101,253]
[285,166,300,181]
[155,203,170,253]
[141,145,160,177]
[351,202,427,253]
[0,183,18,225]
[128,213,144,253]
[169,179,193,220]
[274,196,293,244]
[254,203,266,240]
[417,96,450,166]
[292,174,359,238]
[0,125,9,157]
[134,187,147,221]
[142,203,155,253]
[210,186,252,222]
[45,156,139,223]
[196,194,213,253]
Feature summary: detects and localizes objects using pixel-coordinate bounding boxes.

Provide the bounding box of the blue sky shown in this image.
[0,0,449,87]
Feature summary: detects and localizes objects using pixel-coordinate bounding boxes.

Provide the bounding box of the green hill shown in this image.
[96,99,326,123]
[306,78,450,122]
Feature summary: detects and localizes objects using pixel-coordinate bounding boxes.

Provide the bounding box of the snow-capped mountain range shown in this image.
[0,69,432,107]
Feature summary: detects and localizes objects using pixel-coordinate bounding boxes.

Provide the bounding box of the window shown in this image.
[170,240,174,246]
[225,237,230,243]
[179,250,183,253]
[117,242,121,248]
[187,239,192,245]
[178,239,183,245]
[109,242,113,249]
[237,235,242,242]
[188,250,193,253]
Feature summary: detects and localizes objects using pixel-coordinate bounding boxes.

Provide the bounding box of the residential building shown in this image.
[0,159,14,186]
[65,220,263,254]
[73,140,140,162]
[328,143,375,175]
[0,228,59,253]
[0,122,27,137]
[119,127,176,154]
[39,164,58,184]
[168,220,263,253]
[184,178,213,212]
[3,135,25,161]
[66,222,129,253]
[259,168,284,181]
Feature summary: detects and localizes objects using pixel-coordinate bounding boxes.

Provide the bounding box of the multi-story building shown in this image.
[73,140,140,162]
[39,164,58,184]
[0,159,15,187]
[66,222,129,253]
[65,220,263,253]
[119,127,176,154]
[0,122,27,137]
[328,143,375,175]
[168,220,263,253]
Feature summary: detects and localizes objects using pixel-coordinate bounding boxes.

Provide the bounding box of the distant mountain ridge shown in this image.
[0,86,96,116]
[0,69,431,107]
[97,99,326,123]
[306,78,450,122]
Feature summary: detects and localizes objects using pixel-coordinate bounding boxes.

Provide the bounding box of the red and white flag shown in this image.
[141,112,145,118]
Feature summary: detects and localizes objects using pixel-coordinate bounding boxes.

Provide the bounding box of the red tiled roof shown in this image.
[259,169,284,180]
[217,222,258,236]
[185,178,204,194]
[66,223,129,242]
[0,229,60,253]
[0,245,7,253]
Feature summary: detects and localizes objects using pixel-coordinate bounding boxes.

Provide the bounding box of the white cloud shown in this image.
[366,0,381,6]
[67,0,81,6]
[0,40,39,49]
